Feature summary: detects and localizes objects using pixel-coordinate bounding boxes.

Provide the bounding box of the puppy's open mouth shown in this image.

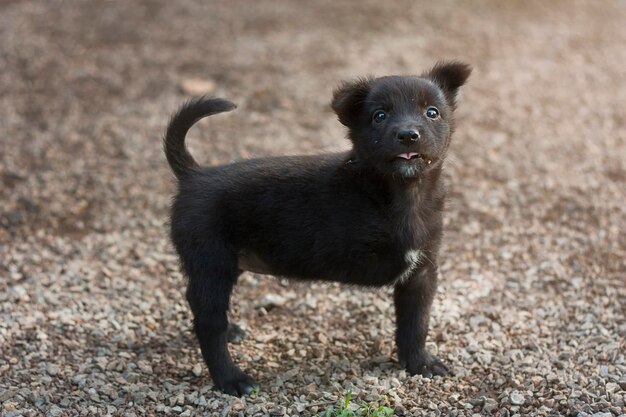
[394,152,434,165]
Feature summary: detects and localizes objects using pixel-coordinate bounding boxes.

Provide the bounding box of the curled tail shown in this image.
[163,97,236,179]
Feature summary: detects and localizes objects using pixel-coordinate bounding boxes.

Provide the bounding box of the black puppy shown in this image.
[164,61,471,396]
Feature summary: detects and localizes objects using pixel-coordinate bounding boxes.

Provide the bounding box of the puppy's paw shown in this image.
[217,372,258,396]
[405,351,449,378]
[227,323,247,344]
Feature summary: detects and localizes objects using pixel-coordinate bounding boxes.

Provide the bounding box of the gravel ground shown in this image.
[1,1,625,416]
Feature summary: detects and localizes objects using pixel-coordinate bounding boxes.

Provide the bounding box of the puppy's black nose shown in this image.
[397,129,420,146]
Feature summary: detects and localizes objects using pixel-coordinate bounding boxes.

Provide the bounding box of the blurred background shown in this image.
[1,0,624,415]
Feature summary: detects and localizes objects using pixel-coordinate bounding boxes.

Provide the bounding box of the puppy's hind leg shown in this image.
[182,243,257,396]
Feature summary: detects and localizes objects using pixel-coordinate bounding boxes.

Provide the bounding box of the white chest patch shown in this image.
[391,249,425,286]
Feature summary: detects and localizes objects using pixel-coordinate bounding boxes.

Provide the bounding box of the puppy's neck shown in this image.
[389,166,443,212]
[392,165,442,196]
[345,154,444,207]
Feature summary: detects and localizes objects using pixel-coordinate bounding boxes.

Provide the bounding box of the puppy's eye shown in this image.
[425,107,439,119]
[373,110,387,123]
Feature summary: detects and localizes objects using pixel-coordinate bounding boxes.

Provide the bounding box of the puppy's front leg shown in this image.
[394,266,449,377]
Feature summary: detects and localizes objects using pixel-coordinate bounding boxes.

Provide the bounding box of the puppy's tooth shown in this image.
[427,160,432,164]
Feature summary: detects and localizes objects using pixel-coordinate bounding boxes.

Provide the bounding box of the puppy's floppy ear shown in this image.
[427,61,472,107]
[331,77,373,127]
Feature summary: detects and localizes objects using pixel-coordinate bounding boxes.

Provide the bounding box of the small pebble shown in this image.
[510,391,525,406]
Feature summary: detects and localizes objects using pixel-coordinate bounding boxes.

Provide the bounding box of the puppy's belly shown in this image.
[237,248,422,286]
[237,250,275,275]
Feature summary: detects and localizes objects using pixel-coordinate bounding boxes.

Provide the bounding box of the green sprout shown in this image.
[319,390,394,417]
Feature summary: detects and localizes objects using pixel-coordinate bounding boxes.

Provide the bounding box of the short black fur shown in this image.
[164,61,471,395]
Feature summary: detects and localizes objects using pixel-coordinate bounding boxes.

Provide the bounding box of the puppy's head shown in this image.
[332,61,471,180]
